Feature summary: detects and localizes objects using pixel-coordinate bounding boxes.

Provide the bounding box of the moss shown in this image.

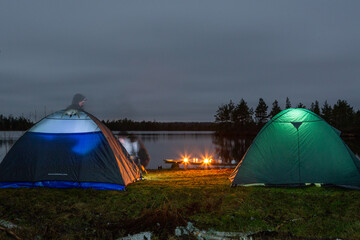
[0,169,360,239]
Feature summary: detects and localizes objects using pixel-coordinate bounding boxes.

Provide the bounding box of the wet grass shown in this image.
[0,169,360,239]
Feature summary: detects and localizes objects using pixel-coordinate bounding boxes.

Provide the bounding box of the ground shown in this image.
[0,169,360,239]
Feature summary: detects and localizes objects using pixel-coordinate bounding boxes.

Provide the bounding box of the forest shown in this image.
[214,98,360,135]
[0,114,215,131]
[1,98,359,134]
[0,115,33,131]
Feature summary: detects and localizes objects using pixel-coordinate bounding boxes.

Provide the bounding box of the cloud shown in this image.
[1,0,360,121]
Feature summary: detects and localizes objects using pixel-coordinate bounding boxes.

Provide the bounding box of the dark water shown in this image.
[112,132,360,169]
[132,132,246,169]
[1,131,360,170]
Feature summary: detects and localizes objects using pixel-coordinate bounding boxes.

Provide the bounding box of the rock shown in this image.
[0,219,18,229]
[175,227,183,237]
[197,230,253,240]
[186,222,196,233]
[117,232,152,240]
[174,222,254,240]
[175,226,190,236]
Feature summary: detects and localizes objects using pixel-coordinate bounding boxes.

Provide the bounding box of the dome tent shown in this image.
[0,110,141,190]
[230,108,360,188]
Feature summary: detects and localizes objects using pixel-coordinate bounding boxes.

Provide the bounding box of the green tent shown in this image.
[230,108,360,188]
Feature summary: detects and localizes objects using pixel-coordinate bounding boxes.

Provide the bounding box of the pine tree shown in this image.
[312,100,320,115]
[255,98,268,125]
[215,100,235,123]
[321,100,332,124]
[231,99,253,125]
[269,100,282,118]
[310,102,315,112]
[310,101,321,114]
[297,102,306,108]
[285,97,291,109]
[332,99,354,129]
[353,110,360,131]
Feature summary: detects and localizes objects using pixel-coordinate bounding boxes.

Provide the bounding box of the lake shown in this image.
[116,131,252,169]
[1,131,360,169]
[0,131,252,169]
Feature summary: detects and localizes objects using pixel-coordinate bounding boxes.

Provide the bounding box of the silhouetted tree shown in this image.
[214,100,235,123]
[231,99,254,126]
[285,97,291,109]
[103,119,216,131]
[353,110,360,131]
[0,114,33,130]
[269,100,282,119]
[297,102,306,108]
[332,99,354,130]
[321,100,333,124]
[310,100,320,115]
[213,98,360,135]
[255,98,268,125]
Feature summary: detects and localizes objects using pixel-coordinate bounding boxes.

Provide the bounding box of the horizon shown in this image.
[0,97,358,123]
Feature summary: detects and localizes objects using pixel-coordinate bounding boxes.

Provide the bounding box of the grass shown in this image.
[0,169,360,239]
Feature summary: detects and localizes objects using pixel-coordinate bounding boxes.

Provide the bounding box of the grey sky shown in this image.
[1,0,360,121]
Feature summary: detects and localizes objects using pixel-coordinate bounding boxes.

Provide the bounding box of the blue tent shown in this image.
[0,110,140,190]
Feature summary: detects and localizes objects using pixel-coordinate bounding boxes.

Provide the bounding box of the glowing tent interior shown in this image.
[230,108,360,188]
[0,110,141,190]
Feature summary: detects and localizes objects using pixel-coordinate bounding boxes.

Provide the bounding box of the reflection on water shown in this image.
[135,132,217,169]
[212,135,254,163]
[124,132,254,167]
[1,131,360,169]
[0,140,16,163]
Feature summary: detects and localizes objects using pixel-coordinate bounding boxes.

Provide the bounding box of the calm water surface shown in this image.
[1,131,360,170]
[123,131,248,169]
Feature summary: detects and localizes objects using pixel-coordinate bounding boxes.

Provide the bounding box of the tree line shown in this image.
[102,119,216,131]
[0,115,33,131]
[1,97,360,133]
[214,98,360,134]
[0,114,216,131]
